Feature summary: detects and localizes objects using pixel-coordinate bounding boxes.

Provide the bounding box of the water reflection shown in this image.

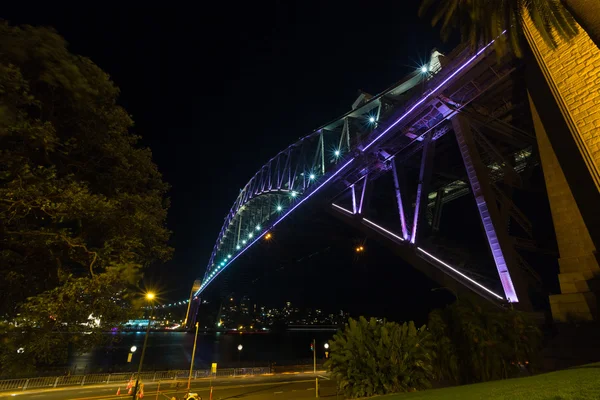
[69,331,333,374]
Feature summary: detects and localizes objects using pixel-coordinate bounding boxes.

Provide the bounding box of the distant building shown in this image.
[241,296,250,315]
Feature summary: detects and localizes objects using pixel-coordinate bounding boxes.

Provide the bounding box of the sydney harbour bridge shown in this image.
[155,31,600,328]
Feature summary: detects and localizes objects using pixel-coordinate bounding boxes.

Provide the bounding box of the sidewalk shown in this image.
[0,371,328,398]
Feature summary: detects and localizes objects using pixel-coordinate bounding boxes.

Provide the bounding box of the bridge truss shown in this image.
[193,36,548,314]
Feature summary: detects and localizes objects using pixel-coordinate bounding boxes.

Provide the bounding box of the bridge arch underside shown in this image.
[200,42,555,311]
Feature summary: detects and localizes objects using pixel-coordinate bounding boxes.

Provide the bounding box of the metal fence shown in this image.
[0,367,271,392]
[272,364,325,374]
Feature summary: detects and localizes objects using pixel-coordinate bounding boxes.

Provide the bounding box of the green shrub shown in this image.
[428,297,542,384]
[325,316,436,398]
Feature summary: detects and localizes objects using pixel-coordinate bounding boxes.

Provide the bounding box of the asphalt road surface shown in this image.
[1,374,340,400]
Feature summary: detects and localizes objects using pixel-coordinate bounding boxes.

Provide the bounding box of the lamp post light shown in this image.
[132,292,155,399]
[127,346,137,364]
[237,344,243,369]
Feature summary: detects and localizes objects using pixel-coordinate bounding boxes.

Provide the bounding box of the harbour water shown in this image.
[69,331,335,374]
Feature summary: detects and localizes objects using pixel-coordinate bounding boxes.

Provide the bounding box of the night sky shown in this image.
[3,2,472,322]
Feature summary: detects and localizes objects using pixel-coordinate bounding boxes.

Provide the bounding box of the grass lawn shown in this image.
[376,363,600,400]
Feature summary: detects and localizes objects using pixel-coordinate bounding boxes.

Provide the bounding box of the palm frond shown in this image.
[509,9,524,58]
[547,0,579,40]
[418,0,440,18]
[419,0,580,58]
[440,0,460,35]
[526,0,559,48]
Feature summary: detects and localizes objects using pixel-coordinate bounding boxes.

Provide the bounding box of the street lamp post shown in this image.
[132,292,155,399]
[187,322,199,391]
[237,344,243,369]
[312,339,316,374]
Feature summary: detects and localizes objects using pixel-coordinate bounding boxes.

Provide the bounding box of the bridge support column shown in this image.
[529,98,600,322]
[431,188,444,234]
[411,132,435,244]
[523,13,600,259]
[184,280,202,329]
[391,158,409,240]
[523,15,600,322]
[452,115,531,309]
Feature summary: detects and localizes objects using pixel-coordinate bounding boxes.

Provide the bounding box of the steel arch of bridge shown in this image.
[196,36,530,306]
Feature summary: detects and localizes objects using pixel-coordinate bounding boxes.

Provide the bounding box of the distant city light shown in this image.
[290,191,297,198]
[242,240,247,244]
[265,233,272,240]
[238,344,243,351]
[309,173,316,180]
[369,116,375,123]
[130,346,137,353]
[248,232,254,238]
[276,205,282,211]
[256,225,261,231]
[227,254,232,259]
[236,245,241,250]
[324,343,329,349]
[334,149,340,157]
[421,65,428,73]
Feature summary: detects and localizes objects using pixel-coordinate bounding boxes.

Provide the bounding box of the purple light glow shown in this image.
[412,135,432,245]
[391,159,409,240]
[362,218,405,242]
[416,247,504,300]
[362,39,497,153]
[452,115,518,303]
[332,203,355,215]
[351,185,357,214]
[358,175,367,215]
[196,158,355,295]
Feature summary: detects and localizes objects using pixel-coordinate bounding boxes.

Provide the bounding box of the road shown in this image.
[1,374,340,400]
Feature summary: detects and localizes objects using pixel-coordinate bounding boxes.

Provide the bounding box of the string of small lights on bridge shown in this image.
[144,299,196,310]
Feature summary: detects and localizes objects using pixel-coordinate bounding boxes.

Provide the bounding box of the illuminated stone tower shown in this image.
[524,16,600,321]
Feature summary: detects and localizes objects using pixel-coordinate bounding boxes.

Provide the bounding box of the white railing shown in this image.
[0,367,271,392]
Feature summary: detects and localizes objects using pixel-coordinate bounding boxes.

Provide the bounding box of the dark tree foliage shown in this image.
[428,297,542,384]
[0,22,172,376]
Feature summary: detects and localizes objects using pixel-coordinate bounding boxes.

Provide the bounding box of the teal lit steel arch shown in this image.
[197,60,439,295]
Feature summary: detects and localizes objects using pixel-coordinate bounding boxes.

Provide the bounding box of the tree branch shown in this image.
[6,231,98,276]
